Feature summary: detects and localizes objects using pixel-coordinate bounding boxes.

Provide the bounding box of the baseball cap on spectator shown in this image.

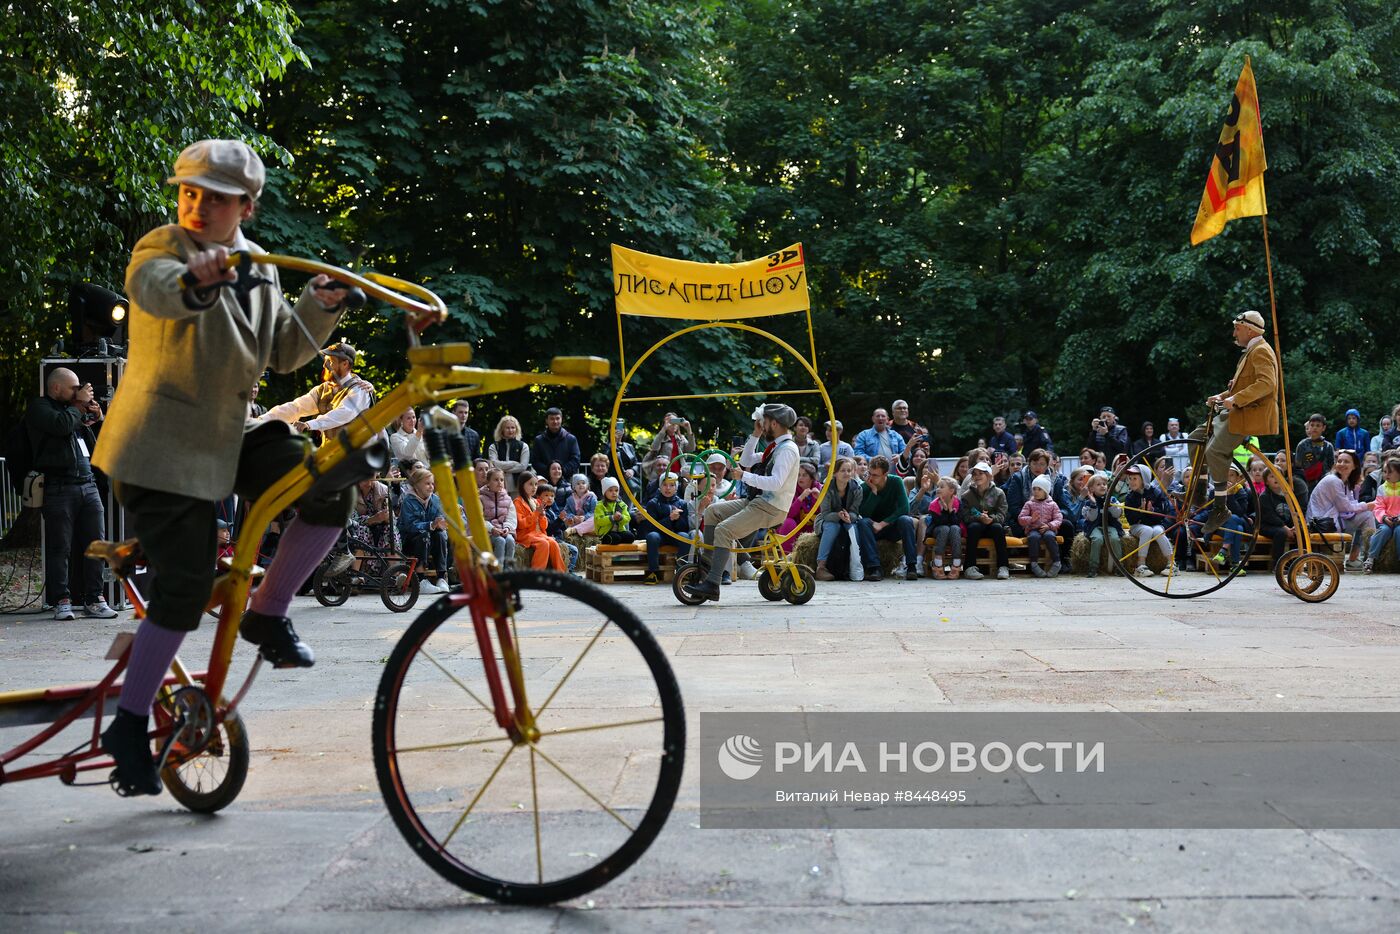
[1099,406,1116,416]
[167,139,265,200]
[320,341,357,363]
[1023,410,1038,421]
[824,419,844,432]
[1132,464,1154,483]
[216,519,231,530]
[706,452,729,467]
[971,462,993,476]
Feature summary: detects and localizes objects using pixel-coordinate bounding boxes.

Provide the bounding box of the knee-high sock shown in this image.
[250,520,343,617]
[117,620,186,717]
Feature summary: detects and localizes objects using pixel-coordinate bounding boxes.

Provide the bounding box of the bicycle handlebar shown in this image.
[176,250,449,333]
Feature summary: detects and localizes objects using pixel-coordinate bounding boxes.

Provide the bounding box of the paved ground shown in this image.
[3,572,1400,932]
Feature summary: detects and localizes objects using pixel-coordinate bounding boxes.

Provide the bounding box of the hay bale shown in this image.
[791,530,902,576]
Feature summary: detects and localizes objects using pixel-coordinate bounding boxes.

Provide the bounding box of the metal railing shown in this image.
[0,457,22,539]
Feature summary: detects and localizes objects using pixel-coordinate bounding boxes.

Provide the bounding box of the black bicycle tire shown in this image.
[672,561,706,606]
[312,565,352,607]
[781,565,817,605]
[1107,438,1258,599]
[379,562,421,613]
[159,711,250,813]
[757,568,784,601]
[373,569,685,905]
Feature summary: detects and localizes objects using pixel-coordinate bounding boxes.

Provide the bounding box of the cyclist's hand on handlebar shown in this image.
[309,273,348,309]
[186,246,237,289]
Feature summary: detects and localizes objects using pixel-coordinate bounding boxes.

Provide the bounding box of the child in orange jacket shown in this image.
[514,473,566,572]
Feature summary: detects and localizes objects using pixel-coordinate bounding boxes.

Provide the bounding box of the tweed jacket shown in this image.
[1225,337,1280,436]
[93,225,342,501]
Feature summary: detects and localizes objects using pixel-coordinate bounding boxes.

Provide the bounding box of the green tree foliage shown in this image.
[254,0,759,451]
[0,1,303,423]
[723,0,1400,450]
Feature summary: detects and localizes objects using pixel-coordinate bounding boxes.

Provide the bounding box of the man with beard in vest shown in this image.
[260,341,375,444]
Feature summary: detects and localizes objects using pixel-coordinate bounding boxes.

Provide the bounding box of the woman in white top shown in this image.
[388,407,428,469]
[488,415,531,495]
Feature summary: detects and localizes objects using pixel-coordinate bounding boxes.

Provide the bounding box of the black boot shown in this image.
[100,709,162,796]
[239,610,315,668]
[687,579,721,602]
[1198,498,1231,537]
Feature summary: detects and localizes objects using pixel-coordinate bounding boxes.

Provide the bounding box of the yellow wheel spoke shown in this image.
[394,734,513,754]
[543,716,665,738]
[529,741,635,832]
[534,619,610,720]
[442,744,516,848]
[530,746,543,885]
[420,648,495,716]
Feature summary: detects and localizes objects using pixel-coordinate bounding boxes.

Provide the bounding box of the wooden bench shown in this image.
[924,534,1064,576]
[584,542,678,583]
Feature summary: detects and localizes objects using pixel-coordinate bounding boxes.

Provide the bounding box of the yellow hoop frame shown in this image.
[610,321,837,555]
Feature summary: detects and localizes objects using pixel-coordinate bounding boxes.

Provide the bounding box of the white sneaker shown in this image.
[889,565,906,580]
[1135,565,1154,578]
[83,599,118,619]
[915,557,925,576]
[737,561,759,581]
[995,566,1010,581]
[54,600,75,621]
[424,579,447,594]
[963,566,984,580]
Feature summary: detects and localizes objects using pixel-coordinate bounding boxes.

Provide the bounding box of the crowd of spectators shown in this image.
[354,396,1400,587]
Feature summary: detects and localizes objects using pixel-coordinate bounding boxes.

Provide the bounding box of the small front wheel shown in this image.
[380,563,421,613]
[1288,552,1340,603]
[757,567,784,601]
[1273,548,1302,594]
[672,561,706,606]
[781,565,816,605]
[313,565,352,607]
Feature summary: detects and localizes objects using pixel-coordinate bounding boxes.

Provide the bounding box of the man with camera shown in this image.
[643,412,695,485]
[686,404,801,603]
[1086,406,1131,461]
[24,367,118,620]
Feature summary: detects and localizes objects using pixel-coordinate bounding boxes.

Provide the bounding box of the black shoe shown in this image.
[1199,499,1230,537]
[101,709,162,796]
[239,610,315,668]
[865,567,883,582]
[687,579,721,602]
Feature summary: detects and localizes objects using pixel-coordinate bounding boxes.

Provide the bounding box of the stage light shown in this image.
[69,283,129,355]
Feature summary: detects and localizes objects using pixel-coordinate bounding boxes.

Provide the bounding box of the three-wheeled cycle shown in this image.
[0,253,685,905]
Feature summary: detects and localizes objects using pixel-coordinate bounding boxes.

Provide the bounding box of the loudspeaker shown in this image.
[39,357,133,608]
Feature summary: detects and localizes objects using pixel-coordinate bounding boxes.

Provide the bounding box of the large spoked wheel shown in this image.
[672,560,707,606]
[781,565,816,605]
[1107,438,1260,598]
[153,690,250,814]
[380,562,421,613]
[313,565,353,607]
[373,569,686,905]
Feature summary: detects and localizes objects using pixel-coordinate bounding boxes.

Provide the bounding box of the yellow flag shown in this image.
[611,243,810,320]
[1190,57,1268,245]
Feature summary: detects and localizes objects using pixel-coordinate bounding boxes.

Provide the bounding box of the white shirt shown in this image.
[389,430,427,465]
[260,371,373,432]
[740,430,801,513]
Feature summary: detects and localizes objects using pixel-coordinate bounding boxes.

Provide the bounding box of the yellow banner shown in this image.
[1191,57,1268,245]
[611,243,810,320]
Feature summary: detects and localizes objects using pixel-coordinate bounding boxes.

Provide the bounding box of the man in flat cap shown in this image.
[93,139,355,797]
[1192,310,1279,536]
[259,340,376,443]
[687,403,802,602]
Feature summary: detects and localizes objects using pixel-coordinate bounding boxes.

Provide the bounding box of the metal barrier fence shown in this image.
[0,457,21,539]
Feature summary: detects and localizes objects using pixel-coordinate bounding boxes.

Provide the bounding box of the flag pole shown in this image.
[1260,213,1293,485]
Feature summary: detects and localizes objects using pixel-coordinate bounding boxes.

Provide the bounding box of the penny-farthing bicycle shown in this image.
[1105,404,1340,602]
[607,243,837,606]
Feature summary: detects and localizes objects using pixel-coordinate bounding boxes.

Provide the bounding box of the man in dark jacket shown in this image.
[987,416,1018,457]
[25,368,117,620]
[1021,410,1054,454]
[530,407,582,478]
[1086,405,1131,461]
[451,399,483,460]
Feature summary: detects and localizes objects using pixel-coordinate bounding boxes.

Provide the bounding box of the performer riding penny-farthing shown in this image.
[683,404,800,604]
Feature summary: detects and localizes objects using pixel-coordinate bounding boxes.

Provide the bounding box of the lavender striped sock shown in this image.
[250,520,343,618]
[117,620,186,717]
